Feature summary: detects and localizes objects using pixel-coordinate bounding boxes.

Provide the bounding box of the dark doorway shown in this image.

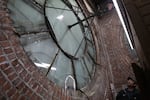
[132,63,150,99]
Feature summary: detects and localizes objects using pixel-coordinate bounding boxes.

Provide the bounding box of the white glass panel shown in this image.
[20,33,58,74]
[47,52,72,88]
[60,30,82,55]
[35,0,45,6]
[69,24,84,43]
[47,0,66,9]
[87,45,95,58]
[74,60,90,88]
[84,55,94,74]
[69,0,84,20]
[8,0,45,32]
[75,39,86,57]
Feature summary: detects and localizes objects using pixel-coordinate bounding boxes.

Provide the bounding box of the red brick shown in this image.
[36,86,43,95]
[3,67,14,75]
[10,36,19,46]
[11,59,18,66]
[0,48,3,55]
[11,92,20,100]
[53,88,59,99]
[19,69,27,79]
[4,48,13,54]
[28,65,37,73]
[18,95,26,100]
[40,89,47,98]
[7,54,16,61]
[0,33,7,41]
[0,63,9,70]
[1,17,11,23]
[30,93,42,100]
[42,79,50,91]
[29,78,36,88]
[32,71,40,80]
[8,72,18,81]
[21,58,33,69]
[14,64,23,73]
[0,56,6,63]
[7,88,17,97]
[61,95,67,100]
[16,82,25,93]
[14,46,24,53]
[0,71,3,78]
[0,75,6,86]
[26,89,33,97]
[0,41,10,48]
[12,77,21,86]
[67,96,72,100]
[24,74,31,83]
[2,82,11,92]
[22,85,28,94]
[47,85,54,95]
[16,52,24,58]
[32,82,39,91]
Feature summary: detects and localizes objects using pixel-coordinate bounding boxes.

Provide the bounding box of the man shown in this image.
[106,0,114,10]
[116,77,141,100]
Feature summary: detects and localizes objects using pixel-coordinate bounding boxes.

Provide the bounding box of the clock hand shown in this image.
[44,0,78,60]
[62,0,85,32]
[45,6,72,11]
[46,50,60,76]
[68,8,111,29]
[68,14,96,29]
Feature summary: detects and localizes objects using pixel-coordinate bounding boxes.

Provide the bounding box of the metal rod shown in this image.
[71,60,78,90]
[46,50,60,76]
[82,57,92,79]
[46,6,73,11]
[68,14,96,29]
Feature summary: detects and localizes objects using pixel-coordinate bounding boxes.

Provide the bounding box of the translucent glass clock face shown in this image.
[8,0,96,89]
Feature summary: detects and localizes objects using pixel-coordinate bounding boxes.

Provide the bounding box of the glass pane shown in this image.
[60,28,83,55]
[35,0,45,6]
[46,0,84,55]
[84,54,94,74]
[86,29,94,44]
[47,51,72,88]
[20,33,58,74]
[74,60,90,88]
[7,0,45,33]
[87,44,95,59]
[47,0,66,10]
[74,39,86,57]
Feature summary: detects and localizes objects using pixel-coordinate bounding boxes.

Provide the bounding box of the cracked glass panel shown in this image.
[8,0,96,89]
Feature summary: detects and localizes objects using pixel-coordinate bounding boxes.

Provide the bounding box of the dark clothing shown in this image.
[107,0,113,3]
[116,88,141,100]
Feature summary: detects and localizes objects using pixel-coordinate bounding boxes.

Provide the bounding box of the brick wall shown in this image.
[94,10,135,98]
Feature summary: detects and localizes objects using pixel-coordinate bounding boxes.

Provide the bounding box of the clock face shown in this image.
[8,0,96,89]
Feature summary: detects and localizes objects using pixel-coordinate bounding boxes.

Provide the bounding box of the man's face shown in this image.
[127,79,135,88]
